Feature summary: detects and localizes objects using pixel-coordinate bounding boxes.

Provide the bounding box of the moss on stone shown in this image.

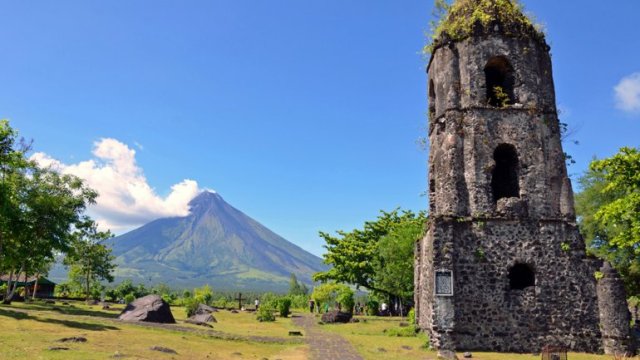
[426,0,545,54]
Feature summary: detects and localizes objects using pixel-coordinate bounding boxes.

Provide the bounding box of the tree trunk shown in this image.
[32,273,40,300]
[2,270,14,304]
[4,265,25,304]
[85,271,90,302]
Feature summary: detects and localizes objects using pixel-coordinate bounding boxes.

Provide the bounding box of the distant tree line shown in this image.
[0,120,115,303]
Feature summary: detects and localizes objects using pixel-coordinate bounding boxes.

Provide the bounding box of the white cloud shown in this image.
[31,138,202,234]
[614,72,640,113]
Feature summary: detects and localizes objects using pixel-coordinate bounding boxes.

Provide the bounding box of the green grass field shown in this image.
[319,315,639,360]
[0,300,307,360]
[0,301,637,360]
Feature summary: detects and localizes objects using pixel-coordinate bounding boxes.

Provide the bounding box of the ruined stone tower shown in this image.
[414,0,610,352]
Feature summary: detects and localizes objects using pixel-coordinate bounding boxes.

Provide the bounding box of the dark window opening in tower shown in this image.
[429,79,436,117]
[491,144,520,201]
[508,263,535,290]
[484,56,515,107]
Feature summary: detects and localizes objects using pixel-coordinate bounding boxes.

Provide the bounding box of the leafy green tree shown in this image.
[576,147,640,295]
[374,217,424,312]
[193,284,214,305]
[311,283,354,313]
[64,219,116,301]
[313,209,426,301]
[288,273,308,296]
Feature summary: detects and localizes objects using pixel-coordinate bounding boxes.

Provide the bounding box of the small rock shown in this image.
[48,346,69,351]
[111,351,125,359]
[463,352,472,358]
[349,318,360,323]
[58,336,87,343]
[401,345,413,350]
[399,322,409,327]
[232,352,242,356]
[44,300,56,304]
[150,346,177,354]
[288,331,303,336]
[230,310,239,314]
[62,302,70,306]
[378,348,387,352]
[102,305,110,310]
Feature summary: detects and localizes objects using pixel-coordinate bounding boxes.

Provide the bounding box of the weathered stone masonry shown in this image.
[415,0,634,354]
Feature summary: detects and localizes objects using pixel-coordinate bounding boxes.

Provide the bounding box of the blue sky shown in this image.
[2,1,639,257]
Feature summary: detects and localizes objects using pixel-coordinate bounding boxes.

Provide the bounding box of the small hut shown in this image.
[0,274,56,298]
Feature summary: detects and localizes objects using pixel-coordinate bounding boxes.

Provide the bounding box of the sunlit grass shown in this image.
[0,300,307,360]
[319,315,639,360]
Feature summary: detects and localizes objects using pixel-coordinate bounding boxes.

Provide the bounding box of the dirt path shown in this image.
[293,314,364,360]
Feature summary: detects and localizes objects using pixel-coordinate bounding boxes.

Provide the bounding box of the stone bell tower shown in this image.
[414,0,617,353]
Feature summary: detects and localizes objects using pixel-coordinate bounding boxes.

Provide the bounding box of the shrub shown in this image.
[194,285,213,305]
[212,297,227,309]
[183,297,199,317]
[278,297,292,318]
[408,308,416,325]
[336,287,354,313]
[260,292,279,309]
[123,293,135,304]
[256,305,276,322]
[366,299,379,316]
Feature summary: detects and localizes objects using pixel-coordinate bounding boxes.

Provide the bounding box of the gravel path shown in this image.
[293,314,364,360]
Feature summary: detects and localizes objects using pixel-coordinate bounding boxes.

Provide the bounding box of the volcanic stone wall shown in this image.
[416,217,602,352]
[415,29,632,353]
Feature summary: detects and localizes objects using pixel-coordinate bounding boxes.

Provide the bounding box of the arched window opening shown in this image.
[484,56,515,107]
[429,79,436,117]
[491,144,519,202]
[508,263,535,290]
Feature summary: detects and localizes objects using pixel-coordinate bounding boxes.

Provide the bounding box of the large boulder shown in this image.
[321,310,352,324]
[189,312,217,323]
[118,295,176,324]
[196,303,217,314]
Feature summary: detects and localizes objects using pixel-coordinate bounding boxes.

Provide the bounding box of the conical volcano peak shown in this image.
[188,190,224,212]
[426,0,545,53]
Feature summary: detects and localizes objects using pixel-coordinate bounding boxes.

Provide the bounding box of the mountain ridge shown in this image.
[103,191,326,291]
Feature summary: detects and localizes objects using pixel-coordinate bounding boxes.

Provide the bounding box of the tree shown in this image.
[313,209,426,301]
[374,217,424,314]
[311,283,354,313]
[64,219,116,301]
[575,147,640,295]
[288,273,308,296]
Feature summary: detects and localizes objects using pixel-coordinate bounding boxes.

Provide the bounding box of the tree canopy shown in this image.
[0,120,113,302]
[575,147,640,295]
[313,209,426,303]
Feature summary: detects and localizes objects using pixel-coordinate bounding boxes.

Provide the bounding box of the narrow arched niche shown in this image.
[491,144,520,202]
[429,79,436,117]
[508,263,535,290]
[484,56,515,107]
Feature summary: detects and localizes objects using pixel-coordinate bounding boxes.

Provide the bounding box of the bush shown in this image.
[408,308,416,325]
[183,297,199,317]
[123,293,135,304]
[260,292,279,309]
[336,287,354,313]
[256,305,276,322]
[278,297,292,318]
[366,299,379,316]
[212,297,227,309]
[194,285,213,305]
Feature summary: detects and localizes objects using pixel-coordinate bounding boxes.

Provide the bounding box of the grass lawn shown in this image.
[0,300,307,360]
[319,315,639,360]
